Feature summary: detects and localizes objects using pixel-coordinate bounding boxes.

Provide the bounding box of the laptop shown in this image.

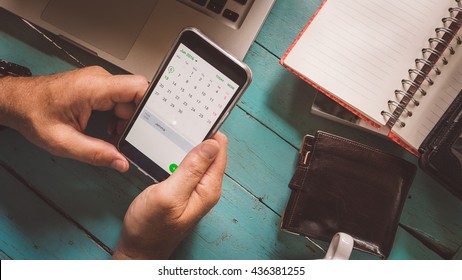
[0,0,274,79]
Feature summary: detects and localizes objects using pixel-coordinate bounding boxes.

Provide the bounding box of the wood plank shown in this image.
[1,3,458,260]
[0,11,322,258]
[4,109,434,260]
[0,9,75,75]
[400,153,462,253]
[0,165,110,259]
[255,0,324,59]
[172,176,326,260]
[0,128,326,259]
[0,248,12,260]
[0,127,150,251]
[388,227,442,260]
[453,245,462,260]
[222,108,298,214]
[221,108,443,260]
[246,2,462,253]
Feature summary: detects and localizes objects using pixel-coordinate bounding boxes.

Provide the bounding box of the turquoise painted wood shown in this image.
[0,13,75,75]
[172,176,325,260]
[0,166,110,259]
[222,107,299,214]
[400,157,462,252]
[0,248,12,260]
[257,0,325,59]
[249,0,462,255]
[0,128,146,251]
[1,0,461,260]
[0,109,441,260]
[0,128,324,260]
[388,227,442,260]
[454,245,462,260]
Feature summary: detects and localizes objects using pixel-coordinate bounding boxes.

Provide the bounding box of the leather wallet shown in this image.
[281,131,417,259]
[419,90,462,200]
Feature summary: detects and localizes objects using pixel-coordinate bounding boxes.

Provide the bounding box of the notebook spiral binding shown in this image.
[382,0,462,128]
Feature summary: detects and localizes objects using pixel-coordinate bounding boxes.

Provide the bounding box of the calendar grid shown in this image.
[140,43,239,145]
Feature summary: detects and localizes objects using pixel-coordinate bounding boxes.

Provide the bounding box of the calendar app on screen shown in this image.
[119,28,251,181]
[126,44,239,174]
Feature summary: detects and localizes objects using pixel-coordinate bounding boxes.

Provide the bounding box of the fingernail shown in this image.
[110,159,127,172]
[200,140,219,160]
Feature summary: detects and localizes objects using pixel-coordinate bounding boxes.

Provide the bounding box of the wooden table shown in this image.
[1,0,461,260]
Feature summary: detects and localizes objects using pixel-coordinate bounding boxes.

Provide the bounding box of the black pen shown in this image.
[0,59,32,77]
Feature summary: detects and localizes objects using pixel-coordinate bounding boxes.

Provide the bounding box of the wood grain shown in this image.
[0,0,460,259]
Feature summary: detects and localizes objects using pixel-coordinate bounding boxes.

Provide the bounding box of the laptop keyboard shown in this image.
[178,0,254,29]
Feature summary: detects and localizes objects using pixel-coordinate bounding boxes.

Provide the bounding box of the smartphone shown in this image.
[118,28,252,181]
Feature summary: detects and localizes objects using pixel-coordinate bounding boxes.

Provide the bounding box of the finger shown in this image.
[107,102,136,136]
[188,132,228,207]
[108,75,148,103]
[107,119,129,138]
[163,138,220,201]
[201,132,228,184]
[107,118,117,136]
[114,102,137,120]
[204,132,228,182]
[106,118,128,139]
[52,125,130,172]
[91,74,148,110]
[116,119,129,136]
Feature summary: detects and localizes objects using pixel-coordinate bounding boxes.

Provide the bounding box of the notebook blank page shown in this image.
[283,0,450,125]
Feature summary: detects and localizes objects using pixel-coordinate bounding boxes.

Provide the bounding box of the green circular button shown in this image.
[169,163,178,173]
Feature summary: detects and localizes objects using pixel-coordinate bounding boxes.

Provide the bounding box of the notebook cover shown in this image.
[419,91,462,200]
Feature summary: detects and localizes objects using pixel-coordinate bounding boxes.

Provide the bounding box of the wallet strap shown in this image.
[289,134,315,191]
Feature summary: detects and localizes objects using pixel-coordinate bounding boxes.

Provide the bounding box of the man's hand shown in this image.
[0,66,228,259]
[112,132,228,259]
[0,66,148,172]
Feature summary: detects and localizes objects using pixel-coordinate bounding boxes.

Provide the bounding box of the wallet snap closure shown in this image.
[289,135,315,190]
[303,151,311,165]
[299,134,315,166]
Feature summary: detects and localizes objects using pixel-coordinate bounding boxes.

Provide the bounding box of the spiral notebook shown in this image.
[281,0,462,156]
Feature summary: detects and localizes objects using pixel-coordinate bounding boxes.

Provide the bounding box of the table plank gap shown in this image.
[0,159,113,256]
[0,248,12,260]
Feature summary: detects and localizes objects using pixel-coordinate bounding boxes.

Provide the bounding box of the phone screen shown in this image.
[120,30,251,181]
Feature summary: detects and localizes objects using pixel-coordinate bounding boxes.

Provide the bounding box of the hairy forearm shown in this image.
[0,76,31,129]
[0,76,19,127]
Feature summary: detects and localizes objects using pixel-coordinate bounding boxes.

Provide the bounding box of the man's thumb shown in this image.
[163,139,220,198]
